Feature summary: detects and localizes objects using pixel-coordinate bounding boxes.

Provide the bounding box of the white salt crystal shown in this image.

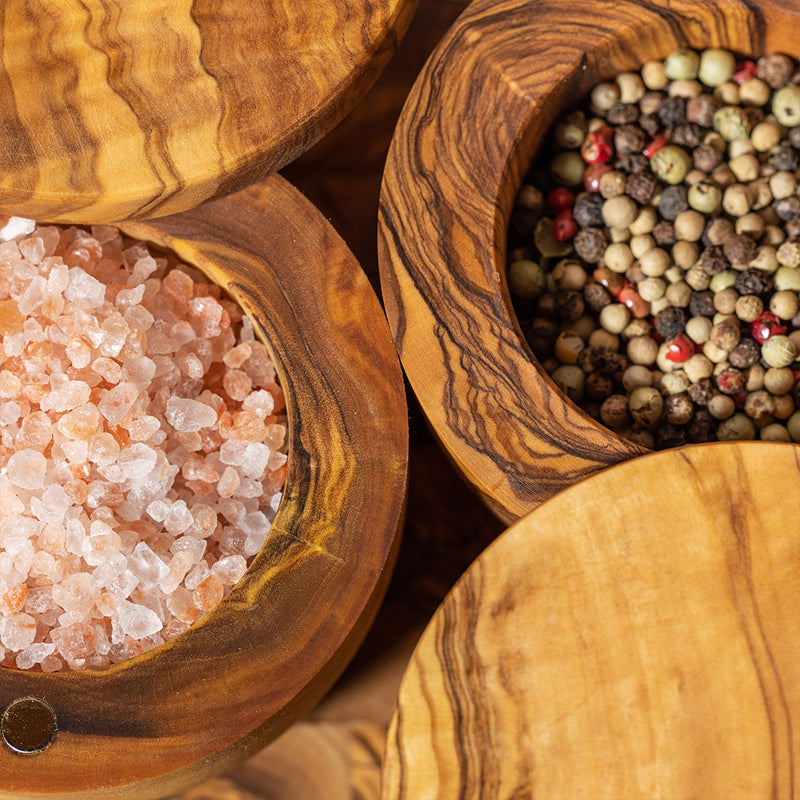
[0,216,35,241]
[212,554,247,586]
[107,569,138,599]
[127,542,168,590]
[146,500,170,522]
[116,600,163,640]
[170,535,206,562]
[164,397,218,432]
[0,401,21,424]
[17,274,46,313]
[240,443,271,478]
[122,357,156,386]
[164,499,193,535]
[114,284,146,308]
[90,553,127,589]
[6,448,47,490]
[184,560,210,591]
[159,550,195,595]
[66,267,106,307]
[65,518,86,556]
[29,483,70,523]
[242,389,274,418]
[117,443,158,481]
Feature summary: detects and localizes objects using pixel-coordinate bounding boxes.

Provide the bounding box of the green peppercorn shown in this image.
[651,144,692,184]
[717,412,756,440]
[787,410,800,441]
[554,111,588,149]
[698,48,736,87]
[664,47,700,81]
[709,271,738,293]
[686,181,722,215]
[774,267,800,292]
[508,260,546,298]
[551,151,585,186]
[760,423,791,442]
[772,84,800,127]
[713,105,752,141]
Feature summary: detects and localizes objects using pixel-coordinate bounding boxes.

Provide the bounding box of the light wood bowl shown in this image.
[0,0,417,223]
[382,441,800,800]
[378,0,800,524]
[0,175,409,800]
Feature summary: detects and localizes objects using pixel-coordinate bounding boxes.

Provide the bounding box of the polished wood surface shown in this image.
[378,0,800,523]
[0,0,417,223]
[382,442,800,800]
[0,175,408,799]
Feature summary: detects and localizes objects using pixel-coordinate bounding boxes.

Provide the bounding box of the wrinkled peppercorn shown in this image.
[735,269,773,296]
[687,378,714,406]
[573,193,605,227]
[729,337,761,368]
[671,122,703,148]
[687,408,715,442]
[614,124,647,155]
[654,306,688,339]
[638,113,661,136]
[657,96,686,127]
[723,234,757,268]
[693,142,723,172]
[573,228,607,263]
[768,143,799,171]
[652,220,676,246]
[774,197,800,221]
[656,422,688,448]
[699,245,730,275]
[686,94,721,127]
[585,371,614,399]
[554,290,585,320]
[689,291,716,317]
[606,103,640,125]
[616,153,650,174]
[624,171,658,204]
[583,282,613,312]
[659,186,689,220]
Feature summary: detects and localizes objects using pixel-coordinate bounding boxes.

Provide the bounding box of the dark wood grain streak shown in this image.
[378,0,800,523]
[0,0,418,223]
[0,175,408,799]
[382,442,800,800]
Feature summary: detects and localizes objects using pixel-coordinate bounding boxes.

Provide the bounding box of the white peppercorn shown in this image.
[743,390,776,425]
[747,363,766,391]
[773,394,795,419]
[664,47,700,80]
[598,303,631,335]
[698,48,736,87]
[509,260,546,298]
[639,247,671,277]
[683,353,714,383]
[713,105,751,140]
[627,335,659,365]
[641,59,668,90]
[734,294,764,323]
[550,365,585,400]
[603,242,634,273]
[660,370,690,394]
[729,153,760,182]
[588,328,620,350]
[590,81,620,111]
[630,234,656,259]
[629,385,664,428]
[751,120,783,151]
[788,410,800,441]
[739,77,771,107]
[760,423,791,441]
[735,213,766,241]
[774,266,800,292]
[602,195,638,229]
[616,72,646,104]
[685,315,713,344]
[621,365,653,393]
[722,184,753,216]
[769,171,796,200]
[772,84,800,126]
[717,412,756,440]
[708,393,736,419]
[770,290,800,320]
[764,366,795,394]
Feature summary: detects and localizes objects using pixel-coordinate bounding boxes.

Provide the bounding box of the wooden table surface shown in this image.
[168,3,504,798]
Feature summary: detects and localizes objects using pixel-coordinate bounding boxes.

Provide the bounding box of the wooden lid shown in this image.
[0,175,408,799]
[378,0,800,523]
[0,0,416,223]
[382,442,800,799]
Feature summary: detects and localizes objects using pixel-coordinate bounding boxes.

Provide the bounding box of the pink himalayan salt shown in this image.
[0,221,287,671]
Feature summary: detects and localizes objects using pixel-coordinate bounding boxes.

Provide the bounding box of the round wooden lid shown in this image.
[0,0,416,223]
[382,442,800,799]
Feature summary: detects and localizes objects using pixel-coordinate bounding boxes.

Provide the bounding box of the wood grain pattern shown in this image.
[0,0,417,223]
[0,174,408,799]
[378,0,800,523]
[382,441,800,800]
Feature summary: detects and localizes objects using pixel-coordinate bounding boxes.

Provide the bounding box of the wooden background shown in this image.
[169,2,504,798]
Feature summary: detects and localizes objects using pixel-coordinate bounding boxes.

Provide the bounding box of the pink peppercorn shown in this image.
[580,126,614,164]
[583,163,612,192]
[751,311,787,344]
[553,209,578,241]
[546,188,574,216]
[665,332,695,363]
[592,266,624,296]
[618,283,651,319]
[643,135,667,159]
[733,60,758,84]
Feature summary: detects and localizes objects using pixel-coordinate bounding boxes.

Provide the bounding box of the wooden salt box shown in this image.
[0,2,415,797]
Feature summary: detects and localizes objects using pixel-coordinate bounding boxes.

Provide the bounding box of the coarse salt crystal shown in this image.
[165,397,218,432]
[116,600,163,640]
[0,217,35,241]
[6,448,47,490]
[65,267,106,307]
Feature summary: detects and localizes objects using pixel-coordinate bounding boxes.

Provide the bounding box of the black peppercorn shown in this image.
[652,220,676,246]
[578,346,627,375]
[692,142,723,172]
[614,124,647,155]
[654,306,688,339]
[615,153,650,174]
[656,422,688,448]
[768,142,799,171]
[734,269,773,297]
[686,408,715,442]
[573,228,607,264]
[774,196,800,222]
[573,193,605,228]
[758,54,795,88]
[600,394,630,429]
[664,392,694,425]
[699,245,730,275]
[729,337,761,368]
[606,103,640,125]
[723,234,757,269]
[658,185,689,221]
[657,96,686,127]
[585,371,614,400]
[686,94,721,127]
[671,122,702,149]
[687,378,714,406]
[583,282,613,312]
[689,290,715,317]
[788,126,800,149]
[554,290,585,321]
[638,113,661,136]
[625,171,658,204]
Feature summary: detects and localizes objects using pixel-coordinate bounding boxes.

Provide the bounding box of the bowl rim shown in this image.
[378,0,800,524]
[0,174,409,799]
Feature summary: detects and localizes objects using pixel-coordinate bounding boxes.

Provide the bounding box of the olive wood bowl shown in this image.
[0,175,409,800]
[382,441,800,799]
[0,0,417,223]
[378,0,800,524]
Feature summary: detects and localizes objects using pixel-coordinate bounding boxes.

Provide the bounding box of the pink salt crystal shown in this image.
[211,555,247,587]
[98,313,129,357]
[170,535,206,562]
[159,550,195,595]
[57,403,101,440]
[17,411,52,449]
[0,369,22,397]
[6,448,47,489]
[223,342,252,369]
[19,236,46,265]
[164,500,193,535]
[122,356,156,386]
[1,613,37,650]
[165,397,218,432]
[92,356,123,384]
[184,560,210,591]
[65,267,105,307]
[98,381,138,426]
[217,466,240,498]
[170,320,196,346]
[65,335,92,368]
[188,296,224,338]
[126,415,161,442]
[16,642,56,670]
[17,275,46,314]
[96,592,117,616]
[192,573,223,612]
[0,401,21,424]
[116,600,163,639]
[88,432,121,466]
[30,484,70,523]
[114,284,145,308]
[1,583,28,614]
[166,587,198,625]
[117,443,158,480]
[223,369,252,402]
[52,573,97,620]
[51,622,96,661]
[0,477,26,516]
[42,378,91,412]
[242,390,275,419]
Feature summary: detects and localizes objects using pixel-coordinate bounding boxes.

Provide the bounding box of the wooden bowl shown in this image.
[0,0,417,223]
[378,0,800,524]
[382,441,800,799]
[0,175,409,799]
